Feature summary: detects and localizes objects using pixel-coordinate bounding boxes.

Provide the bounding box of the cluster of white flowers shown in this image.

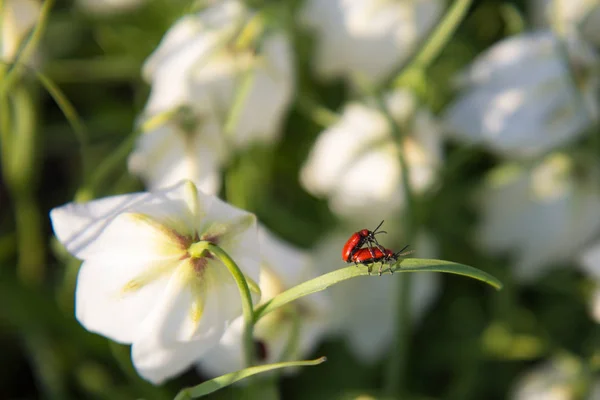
[49,0,600,390]
[300,0,444,85]
[442,6,600,391]
[49,0,449,385]
[444,1,600,295]
[301,89,443,221]
[128,0,294,195]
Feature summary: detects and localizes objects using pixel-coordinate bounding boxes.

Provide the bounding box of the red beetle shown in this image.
[351,245,412,276]
[341,220,387,263]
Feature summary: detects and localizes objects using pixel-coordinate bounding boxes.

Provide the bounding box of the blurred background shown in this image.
[2,0,600,399]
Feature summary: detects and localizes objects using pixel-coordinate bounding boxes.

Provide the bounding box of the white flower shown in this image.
[300,89,442,221]
[128,108,227,195]
[142,0,294,148]
[510,357,584,400]
[197,226,332,377]
[130,0,294,192]
[77,0,147,15]
[50,180,261,384]
[311,231,439,363]
[300,0,443,85]
[530,0,600,46]
[477,153,600,282]
[443,31,600,158]
[1,0,40,62]
[579,240,600,323]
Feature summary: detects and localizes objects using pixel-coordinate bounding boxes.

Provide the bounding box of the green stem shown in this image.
[296,92,339,127]
[376,94,416,397]
[75,107,179,200]
[174,358,326,400]
[378,0,474,89]
[14,194,46,286]
[0,61,91,182]
[188,241,256,367]
[410,0,474,71]
[4,87,45,286]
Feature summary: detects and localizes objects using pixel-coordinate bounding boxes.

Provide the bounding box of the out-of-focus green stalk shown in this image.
[367,1,473,395]
[372,94,416,398]
[23,331,67,400]
[409,0,473,72]
[14,193,46,285]
[5,88,46,286]
[297,93,339,127]
[379,0,474,90]
[75,107,179,200]
[33,69,90,180]
[0,0,52,286]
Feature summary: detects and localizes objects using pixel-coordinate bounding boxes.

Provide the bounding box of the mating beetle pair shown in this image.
[341,220,411,275]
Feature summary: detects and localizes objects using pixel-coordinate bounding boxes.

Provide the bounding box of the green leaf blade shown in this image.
[174,357,327,399]
[254,259,502,321]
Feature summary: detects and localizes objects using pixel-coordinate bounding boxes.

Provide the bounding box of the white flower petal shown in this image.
[300,0,443,85]
[2,0,40,62]
[478,155,600,281]
[301,89,442,220]
[444,31,599,157]
[510,357,582,400]
[77,0,146,15]
[75,255,179,344]
[580,241,600,280]
[140,0,294,151]
[128,117,226,194]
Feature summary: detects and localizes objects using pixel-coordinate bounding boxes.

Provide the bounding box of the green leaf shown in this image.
[173,357,327,399]
[254,259,502,321]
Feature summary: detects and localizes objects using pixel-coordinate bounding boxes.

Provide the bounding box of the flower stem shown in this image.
[188,241,257,367]
[378,0,474,89]
[75,107,180,200]
[375,93,416,397]
[1,87,45,286]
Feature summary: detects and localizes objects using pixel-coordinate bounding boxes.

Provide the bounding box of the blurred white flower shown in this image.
[478,153,600,282]
[50,180,261,384]
[300,0,443,85]
[510,357,584,400]
[530,0,600,46]
[300,89,442,221]
[128,107,228,195]
[311,230,439,363]
[443,31,600,158]
[77,0,147,15]
[198,226,332,377]
[1,0,40,62]
[579,239,600,323]
[142,0,294,148]
[530,0,595,31]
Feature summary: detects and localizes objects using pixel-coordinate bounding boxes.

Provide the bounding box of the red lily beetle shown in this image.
[341,220,387,263]
[351,245,412,276]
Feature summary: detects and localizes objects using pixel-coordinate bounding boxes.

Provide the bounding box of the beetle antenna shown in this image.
[372,220,385,234]
[394,245,414,258]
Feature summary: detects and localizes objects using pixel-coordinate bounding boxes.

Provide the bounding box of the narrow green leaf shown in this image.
[254,259,502,321]
[173,357,327,399]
